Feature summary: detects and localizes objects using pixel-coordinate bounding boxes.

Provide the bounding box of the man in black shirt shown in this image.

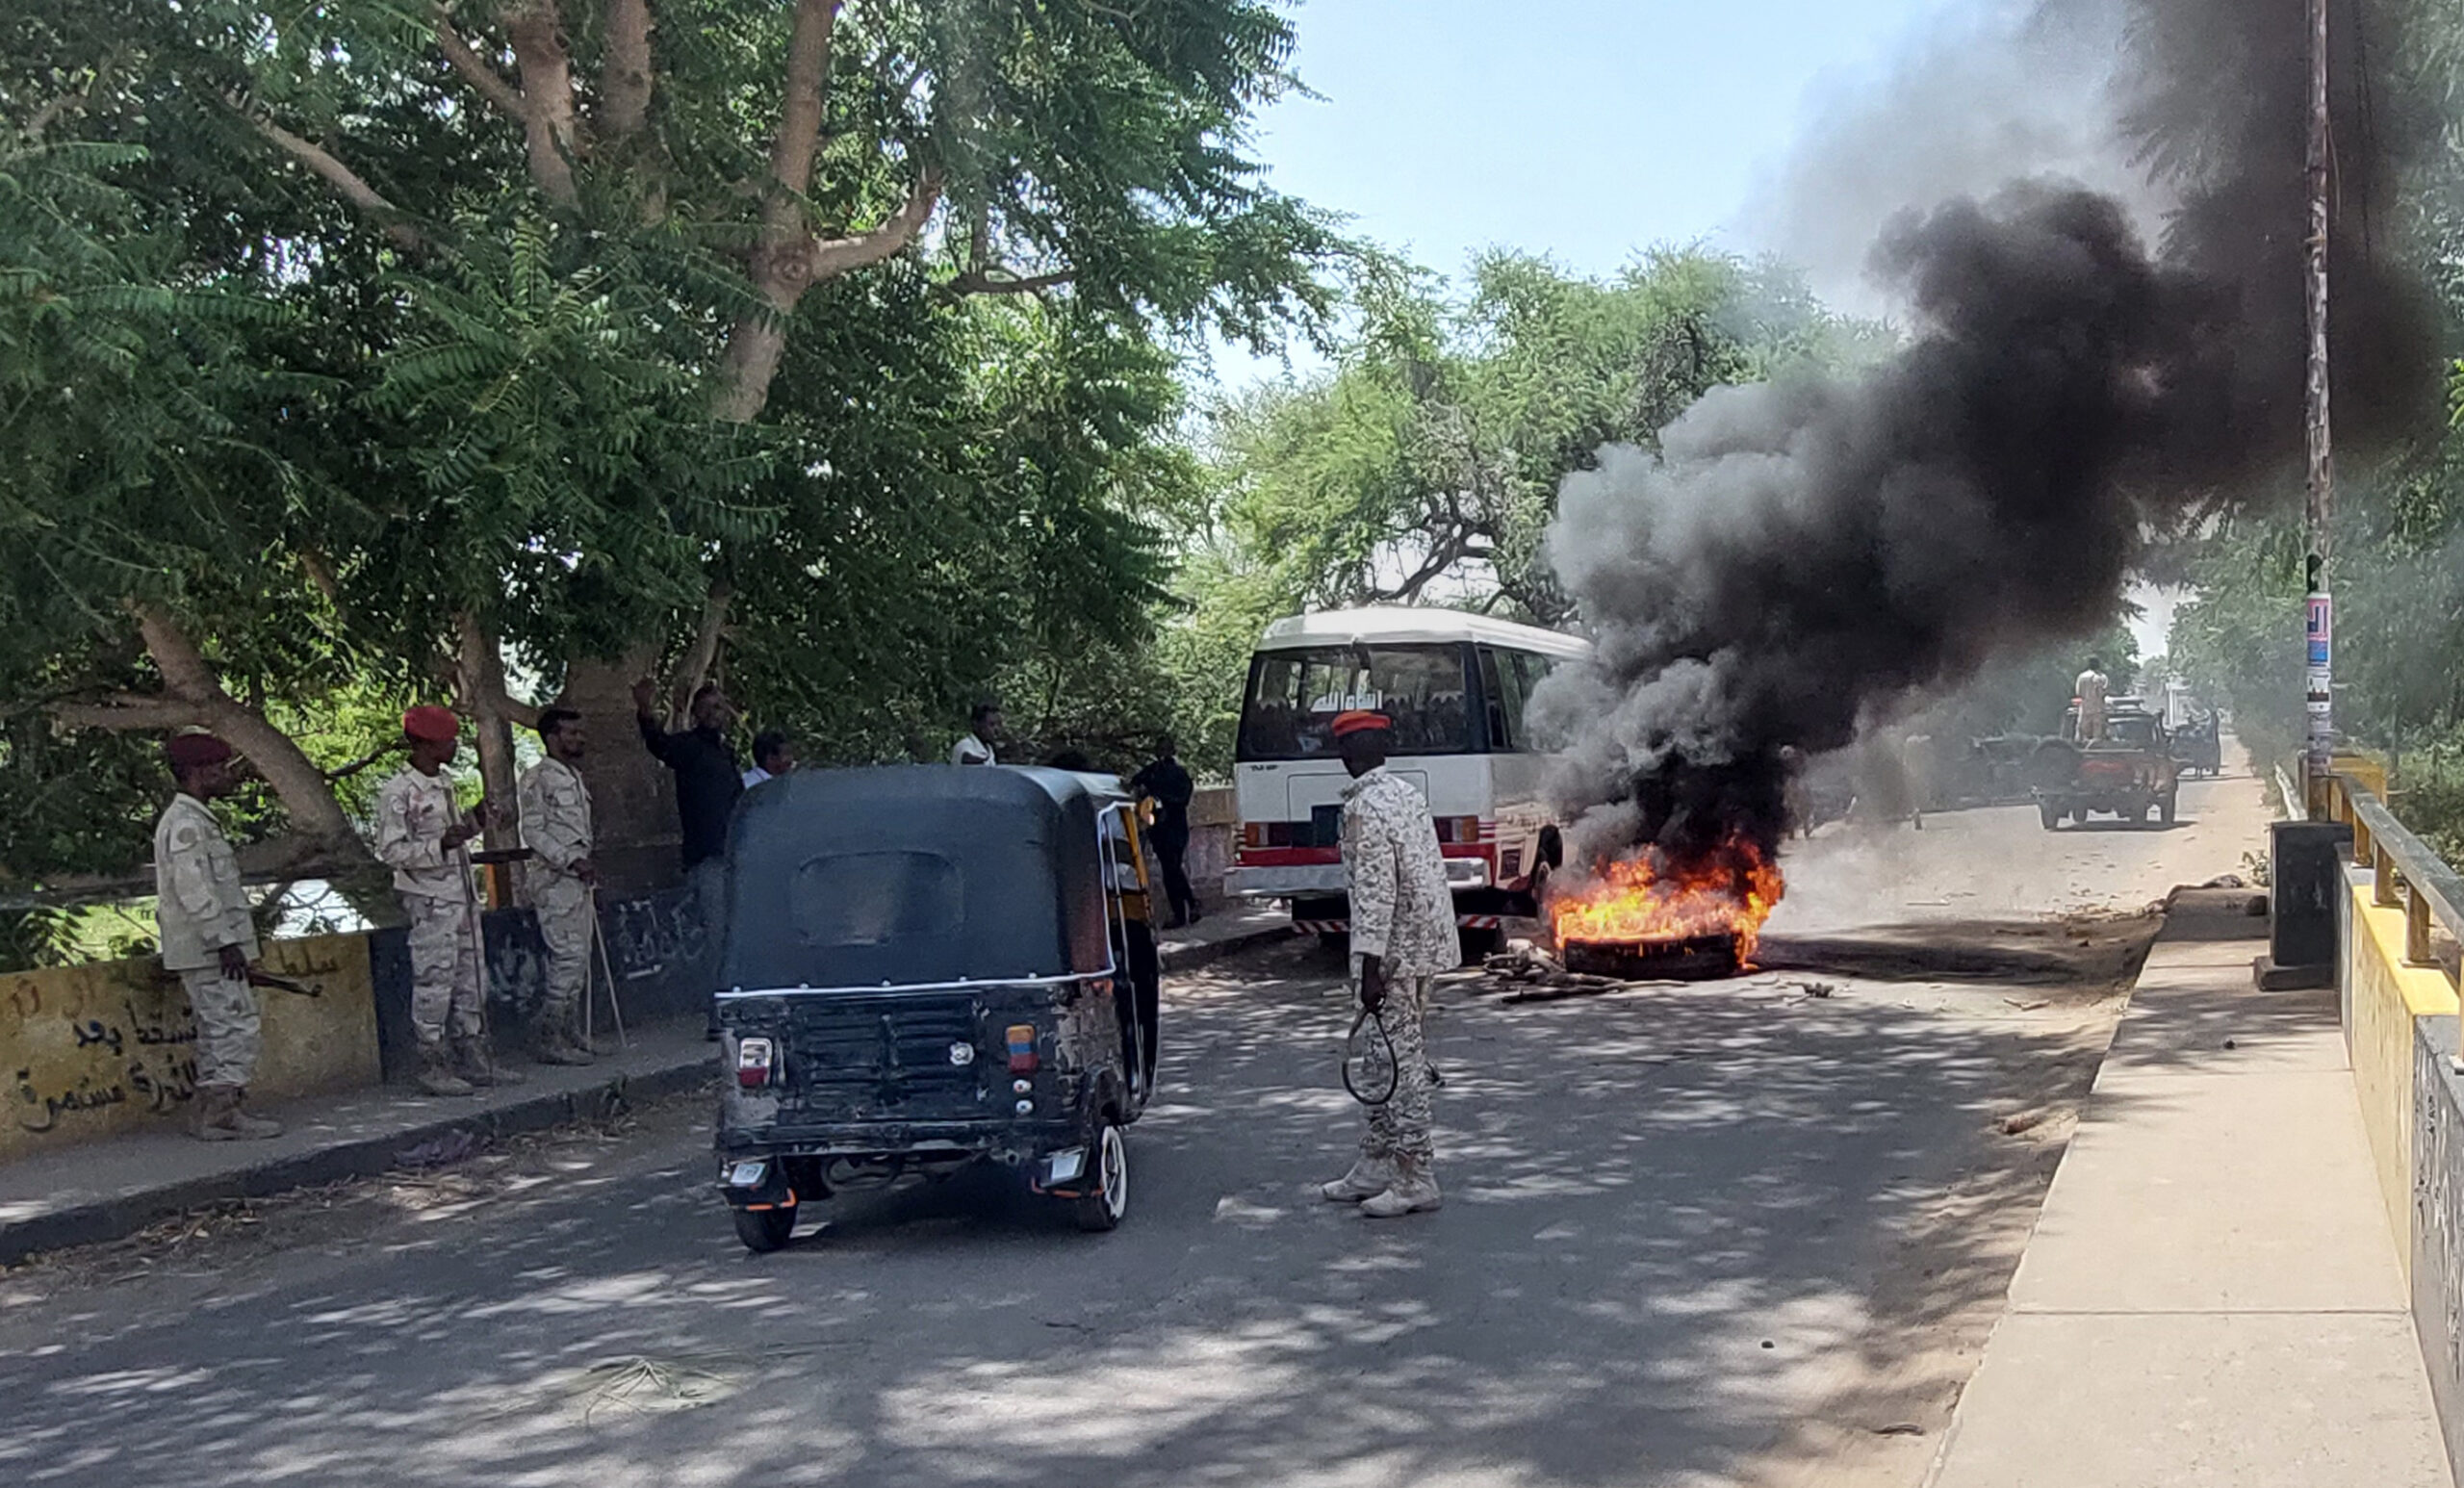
[1132,736,1200,928]
[632,678,744,868]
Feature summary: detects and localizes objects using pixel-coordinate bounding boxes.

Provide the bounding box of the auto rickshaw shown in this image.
[711,765,1161,1250]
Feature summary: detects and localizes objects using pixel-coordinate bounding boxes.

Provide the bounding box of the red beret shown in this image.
[165,732,235,769]
[1330,709,1394,739]
[402,706,461,743]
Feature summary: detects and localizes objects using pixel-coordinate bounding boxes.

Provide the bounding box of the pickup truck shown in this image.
[2031,704,2182,829]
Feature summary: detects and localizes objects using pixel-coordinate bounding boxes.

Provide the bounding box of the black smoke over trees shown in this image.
[1533,0,2446,873]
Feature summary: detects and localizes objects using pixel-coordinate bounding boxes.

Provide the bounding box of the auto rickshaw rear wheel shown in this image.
[1072,1121,1130,1233]
[733,1204,797,1253]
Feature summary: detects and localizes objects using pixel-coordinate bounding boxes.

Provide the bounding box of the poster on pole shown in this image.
[2304,593,2334,767]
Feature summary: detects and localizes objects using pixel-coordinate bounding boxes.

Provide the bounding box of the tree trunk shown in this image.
[454,613,525,852]
[560,651,681,895]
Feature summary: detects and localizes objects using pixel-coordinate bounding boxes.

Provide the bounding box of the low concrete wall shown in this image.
[1190,785,1235,904]
[0,881,717,1142]
[2347,879,2459,1277]
[368,884,716,1081]
[2341,872,2464,1477]
[1,935,382,1161]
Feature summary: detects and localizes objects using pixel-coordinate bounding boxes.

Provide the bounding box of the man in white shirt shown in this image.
[2075,657,2111,742]
[951,702,1003,765]
[153,733,282,1141]
[742,731,795,787]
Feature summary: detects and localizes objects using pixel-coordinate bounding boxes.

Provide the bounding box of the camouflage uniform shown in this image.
[153,793,263,1090]
[374,768,484,1051]
[1338,767,1459,1199]
[518,756,595,1058]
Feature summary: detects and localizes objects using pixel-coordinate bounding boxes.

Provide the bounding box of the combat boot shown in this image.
[560,1005,601,1064]
[532,1018,595,1066]
[1321,1156,1397,1203]
[190,1085,240,1141]
[222,1088,284,1139]
[452,1035,524,1087]
[1359,1162,1442,1219]
[417,1043,474,1097]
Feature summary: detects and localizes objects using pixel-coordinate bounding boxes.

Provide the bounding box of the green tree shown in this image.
[1,0,1344,889]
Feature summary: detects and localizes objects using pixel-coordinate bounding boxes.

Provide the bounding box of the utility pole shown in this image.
[2303,0,2336,807]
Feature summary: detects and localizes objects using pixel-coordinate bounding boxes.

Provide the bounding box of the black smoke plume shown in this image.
[1532,0,2441,875]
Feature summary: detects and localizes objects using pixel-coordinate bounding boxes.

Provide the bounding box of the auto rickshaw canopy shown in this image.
[717,765,1130,992]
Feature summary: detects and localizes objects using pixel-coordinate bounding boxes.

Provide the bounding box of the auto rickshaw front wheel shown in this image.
[733,1204,797,1253]
[1072,1121,1131,1233]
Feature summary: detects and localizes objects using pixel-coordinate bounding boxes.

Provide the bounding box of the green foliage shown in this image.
[0,0,1346,887]
[1197,247,1877,635]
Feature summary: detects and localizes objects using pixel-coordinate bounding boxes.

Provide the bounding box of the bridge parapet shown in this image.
[2316,768,2464,1483]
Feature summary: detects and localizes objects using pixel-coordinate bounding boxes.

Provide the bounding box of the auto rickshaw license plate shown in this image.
[728,1161,767,1187]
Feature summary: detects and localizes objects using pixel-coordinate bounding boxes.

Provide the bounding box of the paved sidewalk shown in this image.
[1927,896,2451,1487]
[0,907,1285,1265]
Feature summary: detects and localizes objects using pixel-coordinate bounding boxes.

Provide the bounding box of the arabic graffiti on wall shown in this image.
[2,934,380,1163]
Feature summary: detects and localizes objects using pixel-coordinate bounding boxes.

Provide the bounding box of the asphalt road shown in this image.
[0,766,2274,1488]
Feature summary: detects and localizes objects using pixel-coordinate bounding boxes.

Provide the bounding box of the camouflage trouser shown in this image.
[531,872,593,1031]
[179,966,261,1089]
[1353,967,1435,1170]
[405,893,484,1046]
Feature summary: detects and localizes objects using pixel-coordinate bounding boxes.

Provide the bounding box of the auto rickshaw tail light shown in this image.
[1005,1024,1039,1073]
[736,1037,776,1088]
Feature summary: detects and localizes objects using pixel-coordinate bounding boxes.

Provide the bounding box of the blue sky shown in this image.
[1215,0,2181,655]
[1248,0,1951,287]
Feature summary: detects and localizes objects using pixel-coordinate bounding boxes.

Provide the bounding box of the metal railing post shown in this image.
[2406,884,2437,968]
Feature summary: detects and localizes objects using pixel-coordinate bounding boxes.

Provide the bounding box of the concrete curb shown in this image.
[1159,922,1289,974]
[0,1059,715,1267]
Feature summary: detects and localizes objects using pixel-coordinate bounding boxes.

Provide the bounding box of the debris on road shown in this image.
[1997,1109,2051,1137]
[2002,997,2051,1012]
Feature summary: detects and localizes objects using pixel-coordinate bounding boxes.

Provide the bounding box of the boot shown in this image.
[190,1085,242,1141]
[222,1089,283,1139]
[1321,1156,1398,1203]
[561,1004,600,1063]
[1360,1162,1443,1219]
[452,1035,524,1088]
[532,1015,595,1066]
[417,1043,475,1097]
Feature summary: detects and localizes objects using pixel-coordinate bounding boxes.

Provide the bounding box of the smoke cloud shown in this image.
[1535,0,2442,873]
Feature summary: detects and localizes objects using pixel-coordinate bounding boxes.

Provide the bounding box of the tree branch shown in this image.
[321,741,403,782]
[431,6,530,124]
[504,0,580,205]
[668,578,734,722]
[771,0,843,201]
[938,266,1077,299]
[128,601,219,701]
[598,0,655,142]
[808,170,945,280]
[238,111,425,251]
[48,694,208,732]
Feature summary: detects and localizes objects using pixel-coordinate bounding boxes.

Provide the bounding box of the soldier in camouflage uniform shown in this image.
[375,706,512,1096]
[153,733,283,1141]
[518,707,598,1065]
[1321,709,1459,1218]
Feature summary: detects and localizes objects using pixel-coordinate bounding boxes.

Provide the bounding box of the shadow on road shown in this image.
[0,931,2149,1488]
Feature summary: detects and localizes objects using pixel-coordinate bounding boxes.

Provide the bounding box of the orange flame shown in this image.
[1549,837,1785,960]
